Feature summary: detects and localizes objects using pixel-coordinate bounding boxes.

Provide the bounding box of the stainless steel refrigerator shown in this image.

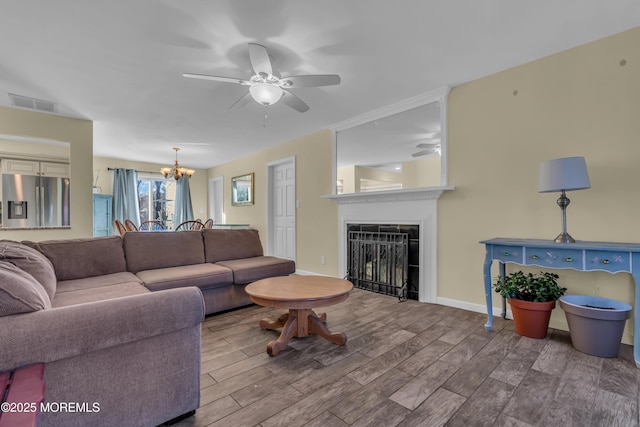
[2,174,70,228]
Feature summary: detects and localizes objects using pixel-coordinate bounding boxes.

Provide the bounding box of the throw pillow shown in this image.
[0,261,51,317]
[0,240,56,301]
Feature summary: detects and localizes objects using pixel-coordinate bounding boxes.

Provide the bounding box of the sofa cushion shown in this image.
[123,231,205,273]
[0,240,56,301]
[24,236,127,281]
[0,261,51,316]
[216,256,295,284]
[56,272,143,294]
[53,282,150,308]
[136,263,233,292]
[203,229,264,263]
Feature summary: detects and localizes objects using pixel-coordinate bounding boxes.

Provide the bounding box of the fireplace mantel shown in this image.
[325,186,454,304]
[322,186,454,205]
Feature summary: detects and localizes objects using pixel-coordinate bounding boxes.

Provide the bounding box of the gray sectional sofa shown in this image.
[0,228,295,426]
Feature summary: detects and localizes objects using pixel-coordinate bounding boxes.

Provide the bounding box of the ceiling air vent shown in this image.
[9,93,57,113]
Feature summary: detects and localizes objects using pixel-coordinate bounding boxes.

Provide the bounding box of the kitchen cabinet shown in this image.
[2,159,69,177]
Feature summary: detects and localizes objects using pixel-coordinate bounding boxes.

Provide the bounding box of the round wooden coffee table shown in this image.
[244,276,353,356]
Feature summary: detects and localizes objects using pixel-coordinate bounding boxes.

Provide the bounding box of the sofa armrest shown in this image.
[0,287,205,371]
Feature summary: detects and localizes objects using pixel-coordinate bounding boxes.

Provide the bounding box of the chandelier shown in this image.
[160,147,195,180]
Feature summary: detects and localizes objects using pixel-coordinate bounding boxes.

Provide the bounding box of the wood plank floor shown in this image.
[174,288,639,427]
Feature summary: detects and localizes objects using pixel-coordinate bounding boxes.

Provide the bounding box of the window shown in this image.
[137,174,176,229]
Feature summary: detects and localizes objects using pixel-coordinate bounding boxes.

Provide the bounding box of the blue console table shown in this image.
[481,238,640,367]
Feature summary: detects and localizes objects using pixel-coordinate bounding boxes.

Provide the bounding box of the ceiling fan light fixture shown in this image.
[249,83,282,106]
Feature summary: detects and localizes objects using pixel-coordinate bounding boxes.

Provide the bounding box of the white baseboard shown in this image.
[436,297,513,320]
[436,297,633,344]
[294,269,329,277]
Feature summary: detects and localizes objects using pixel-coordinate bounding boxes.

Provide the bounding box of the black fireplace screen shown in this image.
[347,230,409,301]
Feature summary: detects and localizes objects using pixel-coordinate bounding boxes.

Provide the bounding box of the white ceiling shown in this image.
[0,1,639,169]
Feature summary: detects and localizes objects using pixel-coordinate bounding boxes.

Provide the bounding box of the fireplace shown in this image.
[325,186,452,303]
[347,224,419,301]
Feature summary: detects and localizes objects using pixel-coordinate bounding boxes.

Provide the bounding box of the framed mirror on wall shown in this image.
[333,86,450,195]
[232,173,254,206]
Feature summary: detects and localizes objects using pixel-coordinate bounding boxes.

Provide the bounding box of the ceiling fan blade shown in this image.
[248,43,273,77]
[411,150,433,158]
[281,90,309,113]
[282,74,341,88]
[229,92,252,111]
[416,142,439,149]
[182,73,250,85]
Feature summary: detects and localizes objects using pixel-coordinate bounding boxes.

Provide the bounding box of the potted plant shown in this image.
[493,271,567,338]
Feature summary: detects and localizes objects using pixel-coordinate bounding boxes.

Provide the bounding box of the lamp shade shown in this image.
[539,156,591,193]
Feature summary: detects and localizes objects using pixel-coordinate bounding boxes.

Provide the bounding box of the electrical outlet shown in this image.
[321,256,326,265]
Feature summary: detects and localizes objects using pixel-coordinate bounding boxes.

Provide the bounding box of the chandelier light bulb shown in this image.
[160,147,195,180]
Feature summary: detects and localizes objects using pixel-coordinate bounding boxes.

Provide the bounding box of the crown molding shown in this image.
[332,86,451,132]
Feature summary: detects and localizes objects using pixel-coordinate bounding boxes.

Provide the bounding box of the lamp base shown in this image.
[554,232,575,243]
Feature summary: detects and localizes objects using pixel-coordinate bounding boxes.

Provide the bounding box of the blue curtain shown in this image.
[174,175,194,227]
[112,168,140,227]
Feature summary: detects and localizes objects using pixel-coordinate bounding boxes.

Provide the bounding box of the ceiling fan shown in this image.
[412,142,441,157]
[182,43,341,113]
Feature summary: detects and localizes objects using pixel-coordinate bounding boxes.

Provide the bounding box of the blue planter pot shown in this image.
[559,295,632,358]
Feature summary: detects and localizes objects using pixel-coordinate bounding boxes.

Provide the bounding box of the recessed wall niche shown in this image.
[334,86,450,195]
[0,136,70,229]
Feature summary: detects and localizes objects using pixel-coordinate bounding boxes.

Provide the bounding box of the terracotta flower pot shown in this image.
[508,298,556,339]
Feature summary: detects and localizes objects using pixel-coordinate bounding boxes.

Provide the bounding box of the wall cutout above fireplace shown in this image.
[333,86,450,195]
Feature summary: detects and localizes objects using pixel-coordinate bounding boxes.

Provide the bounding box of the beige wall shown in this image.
[0,106,93,240]
[92,156,209,224]
[209,129,338,275]
[337,165,356,194]
[402,156,441,188]
[439,26,640,343]
[338,156,440,192]
[0,138,69,159]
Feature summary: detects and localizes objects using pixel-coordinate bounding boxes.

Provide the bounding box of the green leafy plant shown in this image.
[493,271,567,302]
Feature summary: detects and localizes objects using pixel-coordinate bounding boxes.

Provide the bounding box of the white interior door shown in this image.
[208,176,224,224]
[269,158,295,260]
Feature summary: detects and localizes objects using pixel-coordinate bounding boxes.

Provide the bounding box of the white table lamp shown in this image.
[539,156,591,243]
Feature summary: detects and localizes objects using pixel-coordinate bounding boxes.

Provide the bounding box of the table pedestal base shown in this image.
[260,309,347,356]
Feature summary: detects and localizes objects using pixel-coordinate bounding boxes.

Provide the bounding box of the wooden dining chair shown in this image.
[124,219,139,232]
[175,220,204,231]
[139,220,166,231]
[115,220,128,236]
[202,218,214,229]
